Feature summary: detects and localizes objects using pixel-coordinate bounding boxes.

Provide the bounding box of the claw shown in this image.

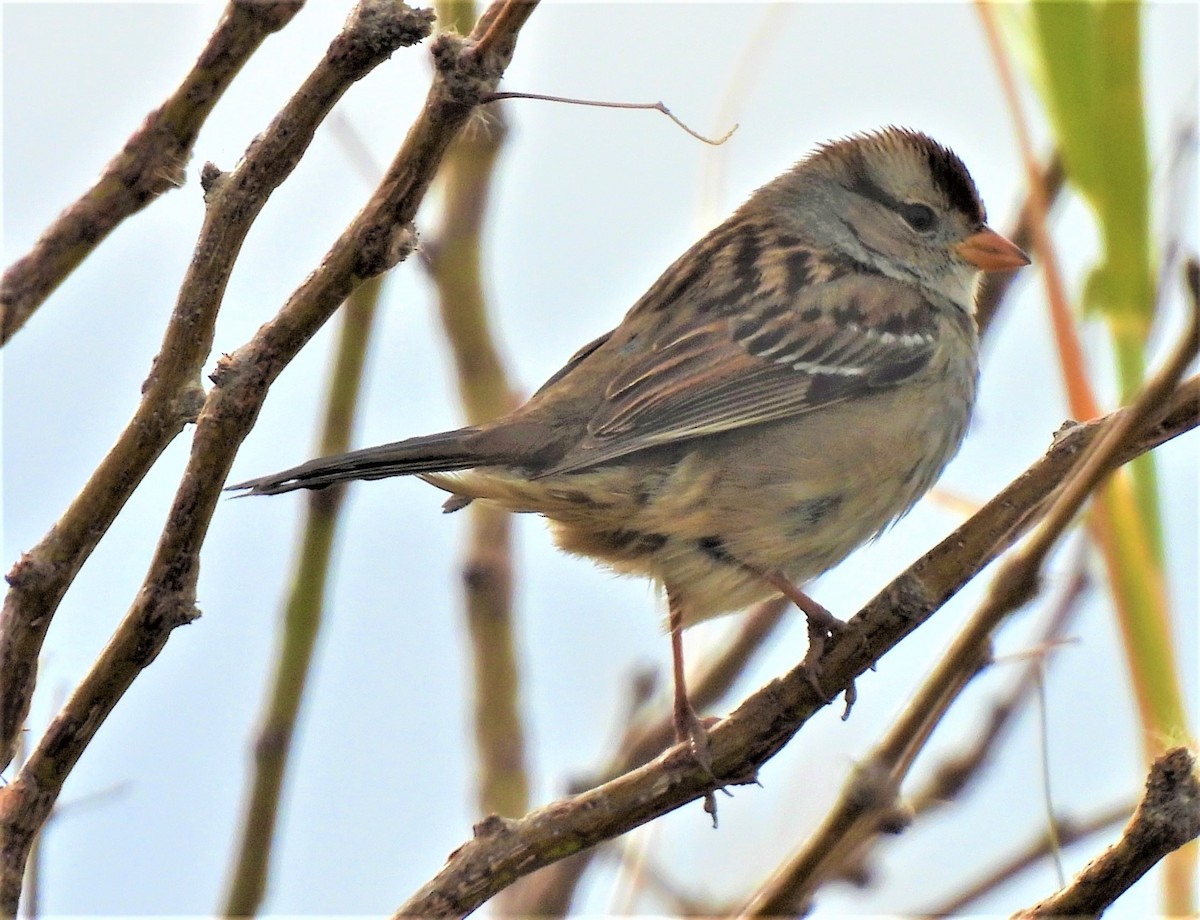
[675,703,715,777]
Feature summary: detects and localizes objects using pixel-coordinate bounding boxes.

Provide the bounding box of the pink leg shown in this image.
[668,589,713,776]
[757,570,847,700]
[758,570,843,634]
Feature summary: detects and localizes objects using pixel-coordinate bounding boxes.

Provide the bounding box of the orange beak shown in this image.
[954,227,1031,272]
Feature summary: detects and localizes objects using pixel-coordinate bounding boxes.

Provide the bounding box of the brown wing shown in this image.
[539,271,943,476]
[528,328,614,397]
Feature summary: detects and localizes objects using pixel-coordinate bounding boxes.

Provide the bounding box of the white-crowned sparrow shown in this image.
[231,127,1029,769]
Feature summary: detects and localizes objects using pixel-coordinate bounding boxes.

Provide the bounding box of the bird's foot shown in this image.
[673,702,715,778]
[673,703,724,828]
[801,614,857,718]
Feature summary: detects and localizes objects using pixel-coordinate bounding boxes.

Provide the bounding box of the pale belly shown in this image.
[425,376,971,627]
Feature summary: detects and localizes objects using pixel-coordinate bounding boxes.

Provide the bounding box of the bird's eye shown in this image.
[899,202,937,233]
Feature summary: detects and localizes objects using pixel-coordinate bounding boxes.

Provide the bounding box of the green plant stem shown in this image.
[222,275,384,917]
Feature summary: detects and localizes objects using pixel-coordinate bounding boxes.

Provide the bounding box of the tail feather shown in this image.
[228,426,488,496]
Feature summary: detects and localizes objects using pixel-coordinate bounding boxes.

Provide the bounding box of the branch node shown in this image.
[473,813,518,840]
[433,32,511,108]
[1049,418,1084,448]
[172,379,208,425]
[200,162,228,200]
[354,221,417,280]
[844,759,895,818]
[328,0,435,72]
[5,552,56,590]
[208,353,234,387]
[875,802,913,836]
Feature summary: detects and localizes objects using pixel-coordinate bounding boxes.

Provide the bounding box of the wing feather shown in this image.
[537,252,946,476]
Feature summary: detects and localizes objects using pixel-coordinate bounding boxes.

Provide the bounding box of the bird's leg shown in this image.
[757,570,847,700]
[667,588,713,777]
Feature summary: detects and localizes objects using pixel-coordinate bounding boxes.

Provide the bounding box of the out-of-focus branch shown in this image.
[924,801,1131,916]
[426,0,526,822]
[0,2,538,911]
[589,597,792,791]
[503,598,791,916]
[975,153,1065,335]
[740,554,1092,915]
[907,562,1089,817]
[0,0,435,780]
[393,366,1199,917]
[1012,748,1200,919]
[0,0,304,344]
[221,275,386,918]
[738,641,987,917]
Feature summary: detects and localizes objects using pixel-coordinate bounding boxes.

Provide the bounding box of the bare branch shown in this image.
[924,802,1131,916]
[0,0,304,344]
[0,0,436,778]
[1013,748,1200,918]
[0,1,543,910]
[394,373,1199,918]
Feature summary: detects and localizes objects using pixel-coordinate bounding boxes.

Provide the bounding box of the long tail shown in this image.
[228,426,488,496]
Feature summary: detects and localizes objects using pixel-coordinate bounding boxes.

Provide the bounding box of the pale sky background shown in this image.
[2,2,1197,916]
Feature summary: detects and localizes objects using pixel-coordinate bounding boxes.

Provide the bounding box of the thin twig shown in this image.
[484,91,737,146]
[1033,663,1066,887]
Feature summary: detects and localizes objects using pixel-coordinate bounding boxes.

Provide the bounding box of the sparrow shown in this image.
[230,127,1029,772]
